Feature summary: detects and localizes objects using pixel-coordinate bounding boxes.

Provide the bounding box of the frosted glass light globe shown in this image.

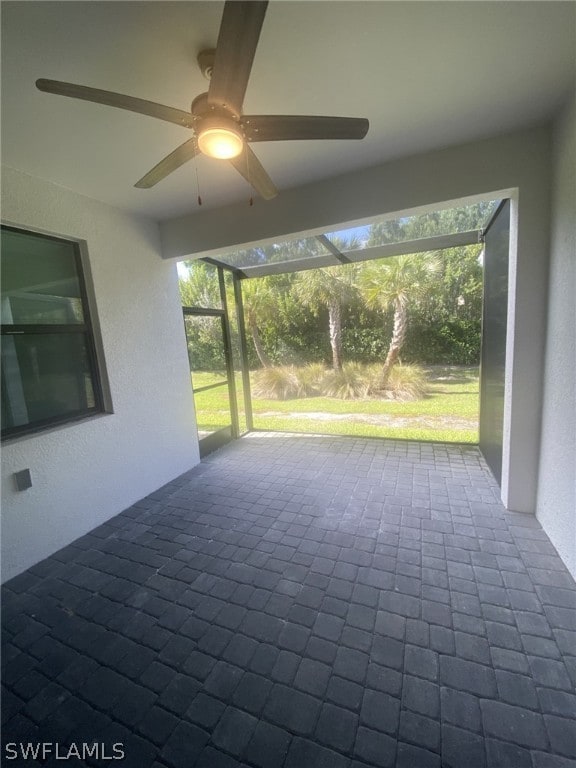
[198,122,243,159]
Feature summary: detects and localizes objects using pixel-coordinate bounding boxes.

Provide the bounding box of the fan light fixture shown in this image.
[197,119,244,159]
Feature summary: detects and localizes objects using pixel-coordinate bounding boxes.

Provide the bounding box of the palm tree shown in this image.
[358,253,440,386]
[241,278,278,368]
[179,260,220,308]
[293,260,358,371]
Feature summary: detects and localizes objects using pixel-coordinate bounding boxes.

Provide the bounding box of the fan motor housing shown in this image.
[191,92,241,125]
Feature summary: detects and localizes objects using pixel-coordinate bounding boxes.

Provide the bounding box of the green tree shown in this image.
[415,245,482,323]
[293,263,359,370]
[358,254,441,384]
[179,260,221,308]
[241,277,280,368]
[369,201,495,245]
[404,244,483,364]
[364,204,489,368]
[177,262,224,371]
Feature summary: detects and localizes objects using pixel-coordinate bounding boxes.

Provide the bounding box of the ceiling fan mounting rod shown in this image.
[197,49,216,81]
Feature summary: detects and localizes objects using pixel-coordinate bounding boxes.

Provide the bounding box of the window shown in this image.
[1,225,105,439]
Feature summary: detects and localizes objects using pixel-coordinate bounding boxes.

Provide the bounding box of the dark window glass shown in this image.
[1,226,104,438]
[1,228,84,323]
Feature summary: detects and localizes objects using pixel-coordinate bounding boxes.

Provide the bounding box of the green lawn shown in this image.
[191,365,479,443]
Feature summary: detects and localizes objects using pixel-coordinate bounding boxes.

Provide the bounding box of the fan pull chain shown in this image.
[245,145,253,206]
[193,140,202,206]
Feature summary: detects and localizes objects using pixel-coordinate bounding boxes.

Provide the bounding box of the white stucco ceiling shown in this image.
[2,1,575,221]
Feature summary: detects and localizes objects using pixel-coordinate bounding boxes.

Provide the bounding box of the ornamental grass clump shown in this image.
[296,363,327,396]
[319,363,370,399]
[252,361,428,401]
[367,362,428,400]
[252,365,305,400]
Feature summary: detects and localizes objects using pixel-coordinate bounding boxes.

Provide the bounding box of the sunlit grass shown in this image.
[191,366,479,443]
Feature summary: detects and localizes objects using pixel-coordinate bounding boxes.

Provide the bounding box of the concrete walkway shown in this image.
[2,433,575,767]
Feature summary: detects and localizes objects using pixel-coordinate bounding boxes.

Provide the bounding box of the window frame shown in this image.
[1,224,106,440]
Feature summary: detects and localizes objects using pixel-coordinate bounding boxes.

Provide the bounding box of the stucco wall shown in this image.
[1,167,199,583]
[537,97,576,578]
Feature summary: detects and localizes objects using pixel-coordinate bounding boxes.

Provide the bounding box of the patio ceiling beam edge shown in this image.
[238,253,342,278]
[238,230,479,279]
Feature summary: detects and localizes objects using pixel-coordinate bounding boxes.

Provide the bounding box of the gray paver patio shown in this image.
[2,433,575,767]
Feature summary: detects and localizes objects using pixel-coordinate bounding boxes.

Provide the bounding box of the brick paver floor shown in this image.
[2,433,575,767]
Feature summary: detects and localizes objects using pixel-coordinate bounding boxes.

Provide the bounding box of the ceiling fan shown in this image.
[35,1,369,201]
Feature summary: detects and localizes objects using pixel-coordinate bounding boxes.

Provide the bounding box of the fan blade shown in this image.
[135,138,199,188]
[229,146,277,199]
[242,115,369,142]
[36,79,195,128]
[208,1,268,117]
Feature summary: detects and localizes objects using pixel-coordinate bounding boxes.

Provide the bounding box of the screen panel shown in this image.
[479,200,510,484]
